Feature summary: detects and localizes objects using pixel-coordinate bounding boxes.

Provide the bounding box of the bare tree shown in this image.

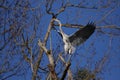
[0,0,120,80]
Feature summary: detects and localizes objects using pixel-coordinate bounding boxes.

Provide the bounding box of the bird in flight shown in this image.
[52,18,96,61]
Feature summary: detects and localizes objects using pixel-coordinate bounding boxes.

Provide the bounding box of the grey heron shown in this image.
[52,18,96,61]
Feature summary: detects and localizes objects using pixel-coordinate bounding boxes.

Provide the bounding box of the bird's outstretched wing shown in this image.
[69,22,96,46]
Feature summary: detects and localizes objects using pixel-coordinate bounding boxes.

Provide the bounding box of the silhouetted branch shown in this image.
[0,5,9,9]
[45,0,54,16]
[1,71,17,80]
[59,54,73,80]
[61,62,71,80]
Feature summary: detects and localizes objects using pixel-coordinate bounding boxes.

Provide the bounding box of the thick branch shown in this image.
[54,23,120,36]
[38,39,57,79]
[38,39,54,65]
[54,23,84,28]
[67,69,73,80]
[59,54,73,80]
[61,62,71,80]
[32,18,55,80]
[55,24,120,30]
[48,64,57,80]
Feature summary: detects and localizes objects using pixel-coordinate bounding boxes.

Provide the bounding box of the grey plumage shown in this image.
[52,19,96,60]
[69,22,96,46]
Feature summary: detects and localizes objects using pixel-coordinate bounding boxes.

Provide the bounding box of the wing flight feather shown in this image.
[69,22,96,46]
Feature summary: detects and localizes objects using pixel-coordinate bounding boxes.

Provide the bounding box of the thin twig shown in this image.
[96,7,116,24]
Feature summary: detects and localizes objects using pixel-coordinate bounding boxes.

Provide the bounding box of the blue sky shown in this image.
[37,0,120,79]
[0,0,120,80]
